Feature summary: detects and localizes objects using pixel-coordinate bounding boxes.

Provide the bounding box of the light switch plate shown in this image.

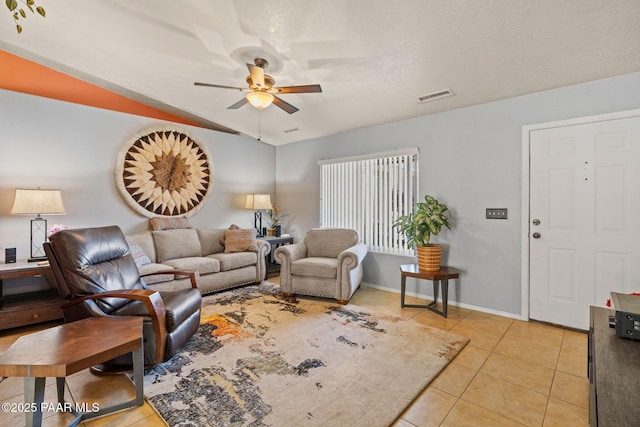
[486,208,508,219]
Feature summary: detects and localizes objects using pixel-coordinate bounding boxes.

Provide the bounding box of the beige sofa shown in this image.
[125,228,270,295]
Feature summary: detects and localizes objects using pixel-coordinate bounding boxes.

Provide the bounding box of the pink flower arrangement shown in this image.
[47,224,68,238]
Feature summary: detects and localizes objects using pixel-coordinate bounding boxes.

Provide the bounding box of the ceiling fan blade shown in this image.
[247,64,266,88]
[228,98,249,109]
[272,95,299,114]
[194,82,246,91]
[271,84,323,94]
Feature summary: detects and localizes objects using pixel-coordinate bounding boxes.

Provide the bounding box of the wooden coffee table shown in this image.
[400,265,461,318]
[0,316,144,427]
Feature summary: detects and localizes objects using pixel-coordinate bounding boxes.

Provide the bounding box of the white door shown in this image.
[529,116,640,330]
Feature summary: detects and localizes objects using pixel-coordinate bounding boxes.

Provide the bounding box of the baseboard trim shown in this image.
[361,282,526,321]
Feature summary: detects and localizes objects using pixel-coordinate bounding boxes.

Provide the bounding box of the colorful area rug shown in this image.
[141,282,469,426]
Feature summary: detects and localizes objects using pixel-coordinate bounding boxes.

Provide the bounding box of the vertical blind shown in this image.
[319,149,419,255]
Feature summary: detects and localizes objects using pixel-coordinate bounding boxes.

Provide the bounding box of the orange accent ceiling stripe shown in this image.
[0,49,203,128]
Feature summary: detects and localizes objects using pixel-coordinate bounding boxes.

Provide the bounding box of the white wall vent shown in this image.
[418,88,454,103]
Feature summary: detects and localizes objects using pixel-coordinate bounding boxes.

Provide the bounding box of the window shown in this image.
[319,148,419,255]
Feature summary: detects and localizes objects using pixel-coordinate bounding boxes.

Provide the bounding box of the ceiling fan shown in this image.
[194,58,322,114]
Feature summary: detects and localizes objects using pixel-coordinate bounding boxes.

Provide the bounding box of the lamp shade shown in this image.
[244,194,272,210]
[10,188,66,215]
[246,91,274,110]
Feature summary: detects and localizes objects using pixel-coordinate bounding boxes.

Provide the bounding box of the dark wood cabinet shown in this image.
[588,306,640,426]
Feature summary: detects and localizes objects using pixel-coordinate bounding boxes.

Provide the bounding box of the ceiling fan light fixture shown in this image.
[195,57,321,114]
[246,91,274,110]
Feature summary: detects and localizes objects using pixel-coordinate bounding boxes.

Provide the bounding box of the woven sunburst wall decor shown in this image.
[116,126,213,218]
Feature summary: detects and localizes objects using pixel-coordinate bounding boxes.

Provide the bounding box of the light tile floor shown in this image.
[0,282,588,426]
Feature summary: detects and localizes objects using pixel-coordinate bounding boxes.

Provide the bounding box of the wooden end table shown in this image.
[400,265,461,318]
[0,261,63,330]
[0,316,144,427]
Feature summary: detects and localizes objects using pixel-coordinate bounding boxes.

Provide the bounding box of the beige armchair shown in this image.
[274,228,368,304]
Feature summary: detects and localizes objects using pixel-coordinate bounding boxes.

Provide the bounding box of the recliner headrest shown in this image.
[48,225,144,313]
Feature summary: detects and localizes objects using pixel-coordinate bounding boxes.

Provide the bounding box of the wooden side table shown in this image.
[0,316,144,427]
[400,265,461,318]
[0,261,63,330]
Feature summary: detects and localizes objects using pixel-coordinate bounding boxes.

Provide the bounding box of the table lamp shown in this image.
[244,194,272,237]
[10,188,66,262]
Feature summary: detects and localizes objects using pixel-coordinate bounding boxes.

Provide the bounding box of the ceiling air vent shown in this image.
[418,88,454,103]
[283,128,300,133]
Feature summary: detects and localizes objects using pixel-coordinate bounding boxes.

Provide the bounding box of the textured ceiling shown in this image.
[1,0,640,146]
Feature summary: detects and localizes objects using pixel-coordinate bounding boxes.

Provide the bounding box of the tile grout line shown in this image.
[435,309,500,426]
[442,318,556,427]
[540,329,566,427]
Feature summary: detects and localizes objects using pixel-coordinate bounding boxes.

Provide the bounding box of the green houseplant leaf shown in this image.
[6,0,45,33]
[394,194,451,248]
[6,0,18,12]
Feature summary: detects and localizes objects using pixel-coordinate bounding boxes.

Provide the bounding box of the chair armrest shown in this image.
[336,242,368,300]
[274,243,308,293]
[274,242,307,266]
[62,289,167,365]
[337,242,368,270]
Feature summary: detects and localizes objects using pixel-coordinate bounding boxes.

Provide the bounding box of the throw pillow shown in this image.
[219,223,241,246]
[149,217,192,231]
[125,238,152,268]
[224,227,258,253]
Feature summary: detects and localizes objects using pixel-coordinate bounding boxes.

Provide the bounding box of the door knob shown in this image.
[532,232,541,239]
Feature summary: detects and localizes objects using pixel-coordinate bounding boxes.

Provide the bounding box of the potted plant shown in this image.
[394,194,451,271]
[265,205,288,236]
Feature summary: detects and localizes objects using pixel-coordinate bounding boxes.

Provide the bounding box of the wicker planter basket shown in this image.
[416,244,442,271]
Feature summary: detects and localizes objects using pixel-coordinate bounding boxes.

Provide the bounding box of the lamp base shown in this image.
[30,217,48,261]
[254,212,266,237]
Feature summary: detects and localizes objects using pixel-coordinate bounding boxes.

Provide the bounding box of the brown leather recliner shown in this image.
[45,225,202,371]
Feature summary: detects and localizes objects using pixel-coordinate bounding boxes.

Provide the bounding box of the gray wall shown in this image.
[0,89,274,293]
[275,71,640,316]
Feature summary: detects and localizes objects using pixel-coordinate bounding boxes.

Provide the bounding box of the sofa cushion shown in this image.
[304,228,359,258]
[138,262,175,284]
[164,257,220,275]
[291,257,338,279]
[208,252,258,272]
[149,217,192,231]
[153,229,201,262]
[197,229,226,255]
[223,227,258,253]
